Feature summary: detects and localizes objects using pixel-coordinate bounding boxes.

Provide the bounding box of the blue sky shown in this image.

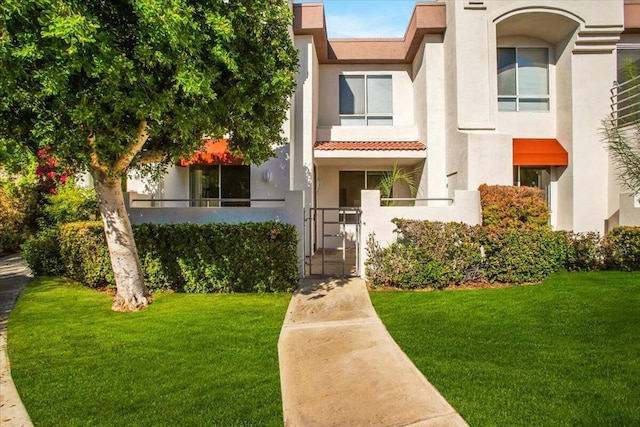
[295,0,423,38]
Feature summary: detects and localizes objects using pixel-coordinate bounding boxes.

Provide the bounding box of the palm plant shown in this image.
[378,163,417,206]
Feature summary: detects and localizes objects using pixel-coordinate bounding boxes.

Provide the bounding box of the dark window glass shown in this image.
[221,165,250,207]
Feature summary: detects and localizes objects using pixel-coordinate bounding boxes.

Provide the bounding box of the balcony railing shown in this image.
[130,198,285,208]
[379,197,454,207]
[610,75,640,126]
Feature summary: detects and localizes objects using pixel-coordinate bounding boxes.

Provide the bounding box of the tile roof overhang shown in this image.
[513,138,568,167]
[177,139,243,166]
[314,141,426,151]
[293,2,446,64]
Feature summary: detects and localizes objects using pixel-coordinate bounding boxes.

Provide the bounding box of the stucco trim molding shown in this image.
[492,6,585,27]
[574,26,623,54]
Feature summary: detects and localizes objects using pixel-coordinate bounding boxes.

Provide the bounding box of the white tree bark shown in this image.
[93,170,150,311]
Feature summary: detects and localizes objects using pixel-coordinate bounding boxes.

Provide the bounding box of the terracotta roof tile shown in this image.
[314,141,426,151]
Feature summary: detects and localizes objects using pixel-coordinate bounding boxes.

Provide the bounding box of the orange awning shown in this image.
[513,138,568,166]
[178,139,243,166]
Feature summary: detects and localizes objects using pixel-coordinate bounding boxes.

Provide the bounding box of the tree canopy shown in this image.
[0,0,298,172]
[0,0,299,311]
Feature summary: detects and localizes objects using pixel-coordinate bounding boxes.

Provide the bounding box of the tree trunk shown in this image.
[93,170,151,311]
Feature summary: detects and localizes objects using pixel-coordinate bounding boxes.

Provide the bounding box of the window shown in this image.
[615,46,640,124]
[617,46,640,84]
[339,75,393,126]
[339,171,386,207]
[189,165,250,207]
[498,47,549,111]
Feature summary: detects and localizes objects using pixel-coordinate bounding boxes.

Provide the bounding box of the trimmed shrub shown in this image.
[366,235,444,289]
[480,227,567,283]
[561,232,605,272]
[0,181,37,255]
[604,226,640,271]
[59,222,114,288]
[134,222,299,293]
[393,219,485,285]
[478,184,550,229]
[54,221,299,293]
[22,228,64,276]
[367,220,570,289]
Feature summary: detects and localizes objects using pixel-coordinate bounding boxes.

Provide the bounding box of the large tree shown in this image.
[0,0,298,311]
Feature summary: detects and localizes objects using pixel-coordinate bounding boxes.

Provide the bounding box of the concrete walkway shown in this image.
[278,278,468,427]
[0,254,33,427]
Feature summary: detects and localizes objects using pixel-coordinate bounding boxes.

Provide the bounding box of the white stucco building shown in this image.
[127,0,640,277]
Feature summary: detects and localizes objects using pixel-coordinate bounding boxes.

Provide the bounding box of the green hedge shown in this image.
[21,228,64,276]
[366,221,640,289]
[134,222,299,293]
[59,222,114,288]
[480,226,567,283]
[394,219,484,286]
[24,221,299,293]
[604,226,640,271]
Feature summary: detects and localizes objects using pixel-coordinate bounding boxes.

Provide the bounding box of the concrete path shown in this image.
[278,278,468,427]
[0,254,33,427]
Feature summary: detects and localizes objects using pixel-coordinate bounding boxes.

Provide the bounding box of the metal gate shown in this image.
[304,207,361,277]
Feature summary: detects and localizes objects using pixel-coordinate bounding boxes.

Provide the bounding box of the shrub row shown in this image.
[366,220,640,289]
[23,221,299,293]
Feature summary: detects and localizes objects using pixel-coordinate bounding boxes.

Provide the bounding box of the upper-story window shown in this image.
[498,47,549,111]
[617,45,640,83]
[339,75,393,125]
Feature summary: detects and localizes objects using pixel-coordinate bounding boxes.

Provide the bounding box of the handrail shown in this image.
[380,197,453,202]
[610,76,640,126]
[131,198,284,203]
[130,197,285,208]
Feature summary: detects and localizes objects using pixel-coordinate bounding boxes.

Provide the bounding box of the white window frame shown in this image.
[498,47,550,112]
[339,74,393,126]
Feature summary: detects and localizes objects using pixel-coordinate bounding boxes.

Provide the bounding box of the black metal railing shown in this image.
[130,198,285,208]
[379,197,454,206]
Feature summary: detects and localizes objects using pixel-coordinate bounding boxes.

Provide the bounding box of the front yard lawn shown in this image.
[7,277,291,426]
[370,271,640,426]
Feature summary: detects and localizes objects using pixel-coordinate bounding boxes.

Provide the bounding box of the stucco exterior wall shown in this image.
[413,34,447,200]
[293,35,318,209]
[619,193,640,226]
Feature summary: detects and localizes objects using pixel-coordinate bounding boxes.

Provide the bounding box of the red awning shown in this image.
[178,139,243,166]
[513,138,568,166]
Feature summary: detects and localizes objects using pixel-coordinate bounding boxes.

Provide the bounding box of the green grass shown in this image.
[7,277,291,426]
[370,271,640,426]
